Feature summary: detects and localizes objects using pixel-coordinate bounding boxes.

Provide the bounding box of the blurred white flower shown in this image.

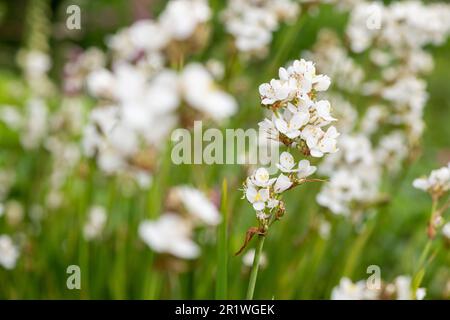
[442,222,450,240]
[128,20,169,52]
[317,170,363,216]
[222,0,299,56]
[180,63,237,121]
[0,105,23,130]
[19,50,51,77]
[159,0,211,40]
[317,134,380,215]
[0,235,19,270]
[139,213,200,259]
[375,131,408,173]
[331,277,375,300]
[413,163,450,197]
[5,200,24,226]
[84,206,107,241]
[395,275,426,300]
[86,68,116,99]
[242,248,268,268]
[174,186,221,226]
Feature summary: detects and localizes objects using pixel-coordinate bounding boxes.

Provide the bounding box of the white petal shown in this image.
[279,151,295,170]
[274,118,288,135]
[253,202,265,211]
[274,174,293,193]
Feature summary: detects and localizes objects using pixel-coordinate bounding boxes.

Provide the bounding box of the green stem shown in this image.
[412,199,438,293]
[246,235,265,300]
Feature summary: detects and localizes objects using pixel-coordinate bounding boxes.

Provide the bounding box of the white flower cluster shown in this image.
[345,1,450,143]
[243,59,337,223]
[63,48,106,95]
[347,1,450,54]
[139,186,220,259]
[0,99,83,210]
[413,163,450,199]
[108,0,211,63]
[304,30,365,94]
[317,134,380,216]
[331,276,426,300]
[83,62,237,176]
[222,0,300,56]
[259,59,338,157]
[82,0,237,179]
[306,1,450,219]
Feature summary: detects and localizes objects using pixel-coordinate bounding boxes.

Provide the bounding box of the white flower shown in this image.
[412,178,430,191]
[83,206,107,241]
[243,58,336,217]
[259,79,294,105]
[250,168,276,188]
[313,74,331,91]
[246,186,270,211]
[416,288,427,301]
[302,125,339,157]
[413,163,450,195]
[174,186,221,226]
[159,0,211,40]
[128,20,169,52]
[258,117,279,141]
[315,100,336,123]
[276,151,297,172]
[267,198,280,209]
[0,235,19,270]
[274,105,310,139]
[139,213,200,259]
[297,160,316,179]
[317,170,364,215]
[274,174,292,193]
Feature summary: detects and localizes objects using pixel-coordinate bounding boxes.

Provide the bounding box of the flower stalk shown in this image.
[246,234,265,300]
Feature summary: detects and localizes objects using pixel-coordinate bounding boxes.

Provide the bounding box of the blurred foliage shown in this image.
[0,0,448,299]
